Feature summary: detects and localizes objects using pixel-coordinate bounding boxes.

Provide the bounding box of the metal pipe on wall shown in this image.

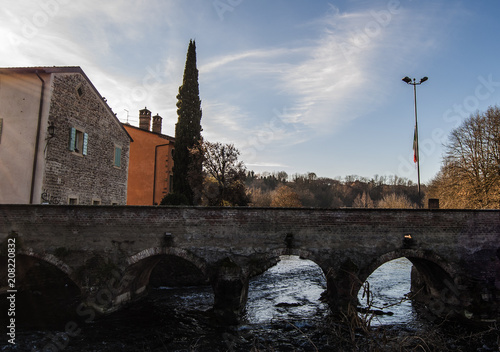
[30,71,45,204]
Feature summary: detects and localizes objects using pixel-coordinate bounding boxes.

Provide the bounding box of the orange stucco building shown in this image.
[123,108,175,205]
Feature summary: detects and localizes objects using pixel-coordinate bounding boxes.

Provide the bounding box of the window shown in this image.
[114,146,122,168]
[92,199,101,205]
[68,197,78,205]
[76,84,84,98]
[69,127,88,155]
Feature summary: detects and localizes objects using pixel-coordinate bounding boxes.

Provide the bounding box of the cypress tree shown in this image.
[172,39,203,205]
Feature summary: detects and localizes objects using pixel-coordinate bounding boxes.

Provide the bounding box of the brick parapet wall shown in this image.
[1,206,498,261]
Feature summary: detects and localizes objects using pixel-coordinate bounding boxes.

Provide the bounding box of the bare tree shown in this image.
[429,106,500,208]
[192,140,249,206]
[353,192,374,208]
[248,188,272,206]
[377,193,415,209]
[270,185,302,207]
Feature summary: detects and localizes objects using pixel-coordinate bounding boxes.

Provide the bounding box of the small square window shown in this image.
[92,199,101,205]
[68,197,78,205]
[76,85,84,97]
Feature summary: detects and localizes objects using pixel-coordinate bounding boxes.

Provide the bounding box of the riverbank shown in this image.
[8,306,498,351]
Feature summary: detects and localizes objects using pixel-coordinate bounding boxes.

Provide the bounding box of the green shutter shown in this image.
[83,133,89,155]
[114,147,121,167]
[69,127,76,151]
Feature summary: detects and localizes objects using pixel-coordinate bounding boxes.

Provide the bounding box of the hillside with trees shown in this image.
[246,172,423,208]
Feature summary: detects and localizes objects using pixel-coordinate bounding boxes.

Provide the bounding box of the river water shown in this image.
[3,256,496,351]
[356,257,415,326]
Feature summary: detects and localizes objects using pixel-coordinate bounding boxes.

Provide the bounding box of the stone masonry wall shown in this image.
[43,73,130,205]
[0,206,499,321]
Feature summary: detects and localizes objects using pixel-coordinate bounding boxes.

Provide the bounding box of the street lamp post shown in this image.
[402,76,428,201]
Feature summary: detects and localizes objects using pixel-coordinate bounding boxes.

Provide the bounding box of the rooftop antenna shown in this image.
[124,109,129,124]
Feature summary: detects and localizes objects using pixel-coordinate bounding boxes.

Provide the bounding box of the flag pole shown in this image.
[413,81,421,198]
[402,76,428,204]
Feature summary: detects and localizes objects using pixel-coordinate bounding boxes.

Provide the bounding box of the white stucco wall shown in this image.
[0,72,52,204]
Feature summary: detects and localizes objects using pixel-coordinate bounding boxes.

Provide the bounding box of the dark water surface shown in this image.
[3,256,498,351]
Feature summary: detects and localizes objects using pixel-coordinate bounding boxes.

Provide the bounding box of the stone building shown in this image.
[123,108,175,205]
[0,67,131,205]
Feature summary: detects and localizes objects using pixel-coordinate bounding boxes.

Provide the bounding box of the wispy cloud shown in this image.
[199,3,446,140]
[277,5,407,130]
[245,161,289,168]
[200,47,305,74]
[201,100,249,138]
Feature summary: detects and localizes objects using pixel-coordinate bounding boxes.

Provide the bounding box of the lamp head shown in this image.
[47,122,55,138]
[402,76,412,84]
[420,76,428,83]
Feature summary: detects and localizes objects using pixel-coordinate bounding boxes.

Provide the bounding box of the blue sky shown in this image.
[3,1,500,183]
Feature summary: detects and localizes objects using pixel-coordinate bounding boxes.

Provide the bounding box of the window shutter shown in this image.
[69,127,76,151]
[83,133,89,155]
[114,147,122,167]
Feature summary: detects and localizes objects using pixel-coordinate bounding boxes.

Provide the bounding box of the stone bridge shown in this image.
[1,205,499,324]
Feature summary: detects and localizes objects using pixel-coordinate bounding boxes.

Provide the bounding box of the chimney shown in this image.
[139,107,151,131]
[152,114,162,134]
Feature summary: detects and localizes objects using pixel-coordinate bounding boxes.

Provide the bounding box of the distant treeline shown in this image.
[245,171,424,208]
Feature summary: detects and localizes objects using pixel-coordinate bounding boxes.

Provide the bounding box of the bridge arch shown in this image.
[1,251,81,325]
[18,249,74,276]
[127,247,209,275]
[247,248,320,276]
[14,250,79,290]
[355,249,462,318]
[122,247,210,300]
[358,249,457,287]
[246,253,327,324]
